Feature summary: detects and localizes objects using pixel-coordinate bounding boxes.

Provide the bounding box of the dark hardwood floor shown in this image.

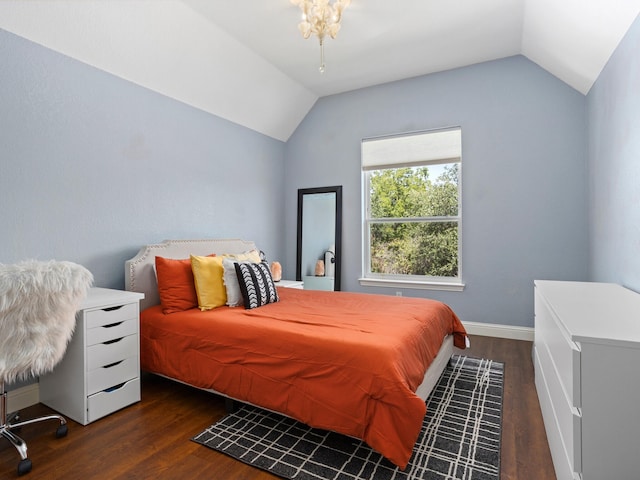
[0,335,556,479]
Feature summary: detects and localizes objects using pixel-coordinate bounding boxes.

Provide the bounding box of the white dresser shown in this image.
[534,280,640,480]
[39,288,144,425]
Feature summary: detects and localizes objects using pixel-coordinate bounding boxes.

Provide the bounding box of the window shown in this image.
[361,128,463,290]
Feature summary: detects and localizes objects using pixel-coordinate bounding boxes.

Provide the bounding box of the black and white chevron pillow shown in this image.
[234,261,279,309]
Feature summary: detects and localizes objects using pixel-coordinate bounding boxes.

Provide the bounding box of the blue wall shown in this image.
[285,56,589,328]
[587,13,640,292]
[0,29,286,289]
[1,29,599,330]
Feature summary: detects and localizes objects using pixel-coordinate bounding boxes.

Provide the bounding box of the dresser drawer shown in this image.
[537,340,582,473]
[87,334,138,371]
[534,348,582,480]
[87,377,140,424]
[87,356,138,396]
[86,317,137,346]
[85,302,138,329]
[535,292,581,407]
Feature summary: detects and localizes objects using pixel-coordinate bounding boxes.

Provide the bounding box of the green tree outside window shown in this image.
[368,164,459,278]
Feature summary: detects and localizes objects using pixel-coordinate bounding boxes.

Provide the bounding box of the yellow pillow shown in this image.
[190,255,226,310]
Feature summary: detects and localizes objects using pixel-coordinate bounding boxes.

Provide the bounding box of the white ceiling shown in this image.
[1,0,639,141]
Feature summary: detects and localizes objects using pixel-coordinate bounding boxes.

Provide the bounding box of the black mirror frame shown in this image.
[296,186,342,291]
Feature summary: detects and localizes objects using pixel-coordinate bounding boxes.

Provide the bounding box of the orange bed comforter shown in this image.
[140,287,466,468]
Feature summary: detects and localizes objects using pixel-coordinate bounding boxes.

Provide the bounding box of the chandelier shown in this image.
[291,0,351,73]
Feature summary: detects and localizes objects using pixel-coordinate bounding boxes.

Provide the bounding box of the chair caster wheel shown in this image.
[17,458,32,476]
[55,424,68,438]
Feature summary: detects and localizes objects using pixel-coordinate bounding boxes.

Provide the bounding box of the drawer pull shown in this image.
[105,382,126,392]
[102,305,124,312]
[102,360,124,369]
[103,337,124,345]
[102,321,124,329]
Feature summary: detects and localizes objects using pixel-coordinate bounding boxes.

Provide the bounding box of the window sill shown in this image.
[358,277,465,292]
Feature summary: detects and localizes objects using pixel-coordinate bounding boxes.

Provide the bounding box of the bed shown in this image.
[125,238,467,469]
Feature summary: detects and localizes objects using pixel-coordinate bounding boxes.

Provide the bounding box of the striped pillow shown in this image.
[234,262,279,309]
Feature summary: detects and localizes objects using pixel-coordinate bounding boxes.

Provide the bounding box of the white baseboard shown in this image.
[463,321,534,341]
[7,383,40,413]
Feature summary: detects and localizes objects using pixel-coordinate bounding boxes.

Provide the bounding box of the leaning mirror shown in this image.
[296,186,342,291]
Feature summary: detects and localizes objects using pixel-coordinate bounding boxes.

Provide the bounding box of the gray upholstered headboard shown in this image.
[124,238,257,311]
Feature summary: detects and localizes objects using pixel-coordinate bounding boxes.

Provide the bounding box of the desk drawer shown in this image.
[87,377,140,423]
[87,356,138,396]
[87,334,138,371]
[535,293,581,407]
[86,302,138,329]
[87,318,137,346]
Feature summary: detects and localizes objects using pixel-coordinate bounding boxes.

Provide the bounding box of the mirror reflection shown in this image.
[296,186,342,291]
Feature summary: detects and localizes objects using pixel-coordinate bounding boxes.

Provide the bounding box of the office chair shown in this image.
[0,260,93,476]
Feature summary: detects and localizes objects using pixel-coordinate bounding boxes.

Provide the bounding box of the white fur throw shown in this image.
[0,260,93,384]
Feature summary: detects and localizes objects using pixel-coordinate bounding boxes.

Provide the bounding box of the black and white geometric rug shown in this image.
[192,355,503,480]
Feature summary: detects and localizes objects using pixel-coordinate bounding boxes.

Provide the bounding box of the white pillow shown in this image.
[222,250,263,307]
[222,258,244,307]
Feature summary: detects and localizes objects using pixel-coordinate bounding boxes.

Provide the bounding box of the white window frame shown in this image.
[360,127,464,291]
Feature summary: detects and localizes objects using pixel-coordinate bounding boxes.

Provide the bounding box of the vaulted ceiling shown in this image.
[1,0,639,141]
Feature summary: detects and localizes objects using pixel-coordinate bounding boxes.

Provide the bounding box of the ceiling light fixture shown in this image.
[291,0,351,73]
